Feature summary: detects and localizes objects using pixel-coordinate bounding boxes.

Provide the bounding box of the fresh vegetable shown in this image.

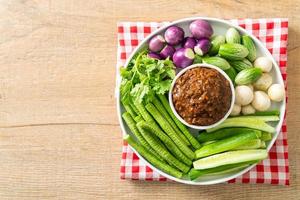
[124,134,183,178]
[194,39,211,55]
[242,105,256,115]
[253,73,273,91]
[235,68,263,85]
[235,85,254,106]
[244,110,280,116]
[202,56,231,70]
[193,149,268,170]
[229,59,253,72]
[173,48,195,68]
[134,115,143,122]
[252,91,271,111]
[164,26,184,45]
[152,96,190,145]
[202,140,217,146]
[242,35,256,62]
[160,45,176,59]
[149,35,165,52]
[138,121,192,166]
[260,141,266,148]
[268,84,285,102]
[189,19,213,39]
[209,35,225,55]
[233,139,262,150]
[261,132,272,141]
[183,37,197,49]
[120,51,175,104]
[230,104,241,116]
[195,132,258,158]
[239,115,279,122]
[148,52,161,60]
[197,128,262,142]
[225,28,241,44]
[145,103,195,160]
[247,84,254,91]
[224,66,237,82]
[122,102,137,118]
[188,161,256,180]
[137,123,190,173]
[157,94,202,149]
[254,57,273,72]
[193,54,203,64]
[219,43,249,60]
[207,117,275,133]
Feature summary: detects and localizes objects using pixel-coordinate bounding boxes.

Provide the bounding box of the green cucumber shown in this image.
[209,35,226,55]
[193,149,268,170]
[224,66,237,82]
[244,110,280,116]
[242,35,257,62]
[235,68,263,85]
[202,56,231,70]
[260,132,272,141]
[226,28,241,44]
[195,132,258,158]
[260,141,266,148]
[202,140,217,146]
[124,134,183,178]
[188,161,257,180]
[229,58,253,72]
[229,115,279,122]
[219,43,249,60]
[197,128,262,142]
[233,139,262,150]
[207,117,275,133]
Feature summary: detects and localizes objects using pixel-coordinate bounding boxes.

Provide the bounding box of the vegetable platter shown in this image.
[116,17,286,185]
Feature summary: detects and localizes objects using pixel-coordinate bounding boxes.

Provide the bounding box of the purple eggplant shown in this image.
[148,35,165,52]
[148,52,161,60]
[194,39,211,56]
[189,20,213,39]
[173,48,195,68]
[182,37,197,49]
[164,26,184,46]
[160,45,176,59]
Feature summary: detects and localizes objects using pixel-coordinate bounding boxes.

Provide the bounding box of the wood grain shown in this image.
[0,0,299,199]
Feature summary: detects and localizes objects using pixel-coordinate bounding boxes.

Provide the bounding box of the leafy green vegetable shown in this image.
[120,51,175,104]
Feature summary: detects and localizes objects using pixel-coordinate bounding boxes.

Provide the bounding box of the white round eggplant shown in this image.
[254,57,273,72]
[242,104,256,115]
[253,73,273,91]
[235,85,254,106]
[252,91,271,111]
[230,104,241,116]
[268,84,285,102]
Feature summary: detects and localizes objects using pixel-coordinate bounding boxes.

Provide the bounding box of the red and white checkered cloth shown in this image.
[117,18,289,185]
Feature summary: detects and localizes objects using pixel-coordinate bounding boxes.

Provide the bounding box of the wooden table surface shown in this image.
[0,0,299,199]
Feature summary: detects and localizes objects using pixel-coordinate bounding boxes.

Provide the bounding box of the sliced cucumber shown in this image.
[233,139,262,150]
[229,115,279,122]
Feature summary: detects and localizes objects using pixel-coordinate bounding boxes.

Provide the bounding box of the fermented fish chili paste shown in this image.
[172,67,232,126]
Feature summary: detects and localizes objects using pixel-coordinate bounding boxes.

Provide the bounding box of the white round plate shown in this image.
[116,17,286,185]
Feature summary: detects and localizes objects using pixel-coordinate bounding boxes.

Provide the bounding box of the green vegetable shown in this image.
[152,96,190,145]
[260,141,266,148]
[130,101,141,116]
[145,103,195,160]
[209,35,226,55]
[260,132,272,141]
[242,35,257,62]
[137,124,190,173]
[138,121,192,166]
[157,94,202,150]
[225,28,241,44]
[122,103,137,118]
[134,100,155,123]
[120,51,175,104]
[202,56,231,70]
[122,112,162,160]
[195,132,258,158]
[188,161,257,180]
[193,149,268,170]
[224,66,237,82]
[219,43,249,60]
[124,134,183,178]
[134,115,143,123]
[235,68,263,85]
[244,110,280,116]
[233,139,262,150]
[207,117,275,133]
[202,140,217,146]
[229,59,253,72]
[193,54,203,64]
[232,115,279,122]
[197,128,262,142]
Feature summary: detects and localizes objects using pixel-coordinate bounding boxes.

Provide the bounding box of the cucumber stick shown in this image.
[152,96,190,146]
[245,110,280,116]
[207,117,275,133]
[197,128,262,142]
[188,161,257,180]
[193,150,268,170]
[261,132,272,141]
[195,132,258,158]
[230,115,279,122]
[124,134,183,178]
[233,139,262,150]
[137,124,190,173]
[138,121,192,166]
[157,94,201,149]
[145,103,195,160]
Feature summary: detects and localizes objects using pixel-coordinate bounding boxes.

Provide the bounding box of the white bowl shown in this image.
[168,63,235,130]
[116,17,286,185]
